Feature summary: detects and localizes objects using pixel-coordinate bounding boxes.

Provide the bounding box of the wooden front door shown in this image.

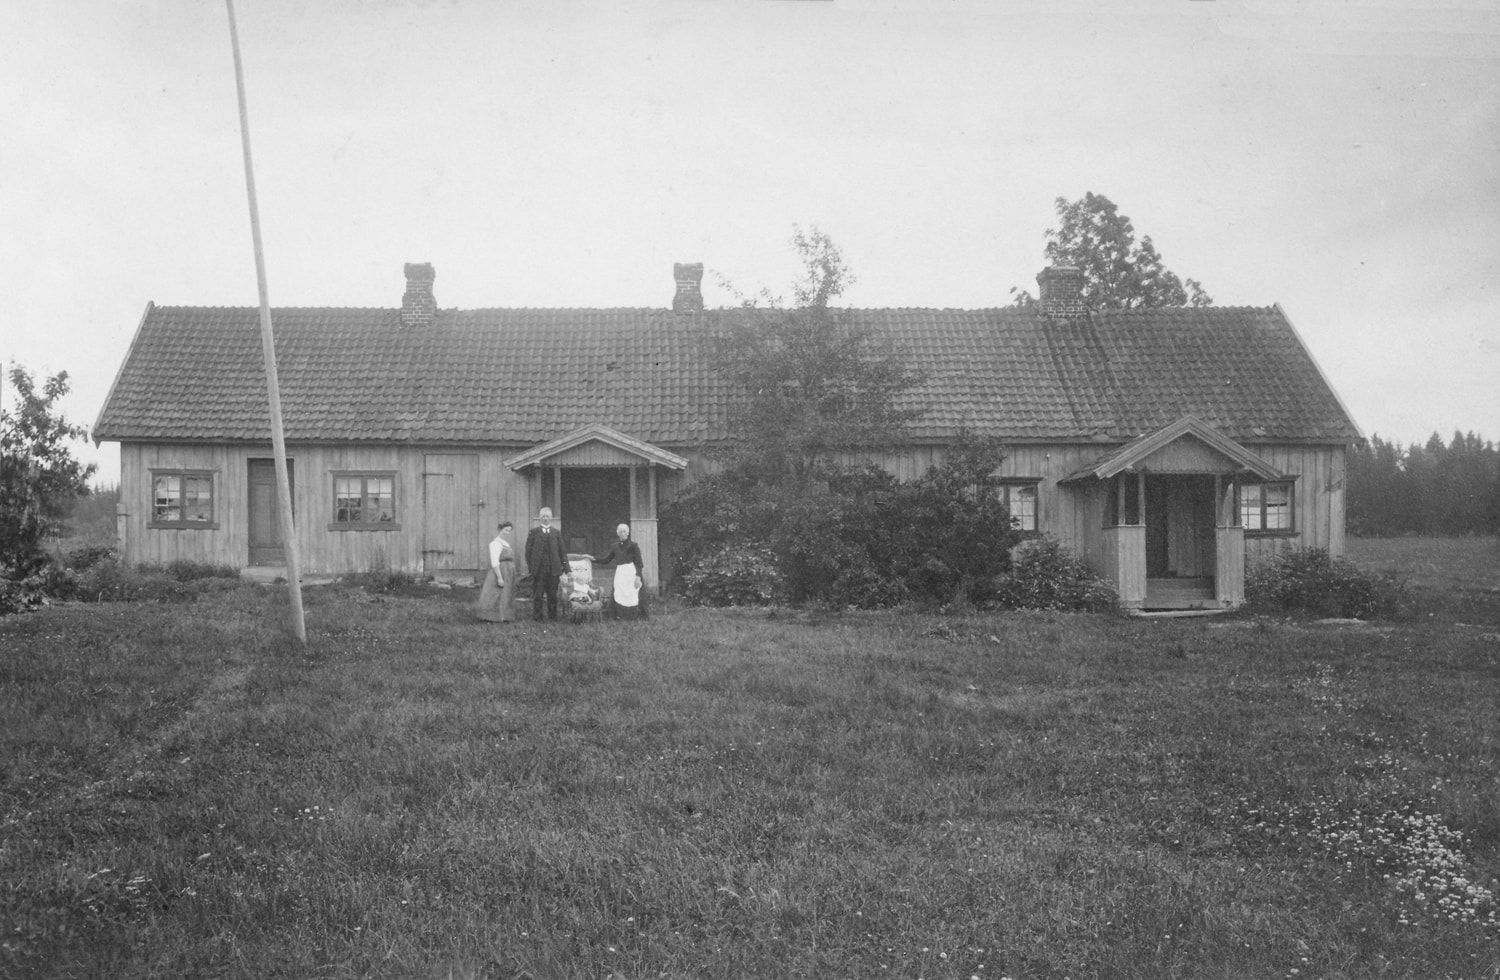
[422,454,481,570]
[248,458,295,566]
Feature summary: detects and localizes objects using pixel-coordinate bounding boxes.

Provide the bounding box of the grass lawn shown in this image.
[3,553,1499,978]
[1348,536,1500,597]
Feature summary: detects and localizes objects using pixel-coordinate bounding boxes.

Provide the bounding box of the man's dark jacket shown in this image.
[525,524,568,578]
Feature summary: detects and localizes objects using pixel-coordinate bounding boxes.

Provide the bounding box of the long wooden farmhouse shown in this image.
[93,261,1360,610]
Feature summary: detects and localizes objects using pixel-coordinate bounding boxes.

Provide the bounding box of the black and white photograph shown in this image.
[2,2,1497,977]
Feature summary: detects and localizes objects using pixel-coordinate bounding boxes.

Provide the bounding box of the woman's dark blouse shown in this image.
[591,540,643,575]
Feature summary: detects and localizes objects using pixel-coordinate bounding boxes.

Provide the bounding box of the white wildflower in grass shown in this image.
[1234,791,1499,934]
[1293,663,1349,711]
[1230,705,1499,938]
[277,803,334,823]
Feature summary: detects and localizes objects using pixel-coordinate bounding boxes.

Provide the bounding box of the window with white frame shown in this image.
[332,473,397,528]
[1001,482,1039,532]
[151,471,216,526]
[1241,481,1294,532]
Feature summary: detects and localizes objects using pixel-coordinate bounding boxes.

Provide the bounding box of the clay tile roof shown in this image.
[93,303,1360,447]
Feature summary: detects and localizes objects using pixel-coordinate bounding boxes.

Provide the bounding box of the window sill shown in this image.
[328,522,403,532]
[1244,529,1298,538]
[149,521,221,531]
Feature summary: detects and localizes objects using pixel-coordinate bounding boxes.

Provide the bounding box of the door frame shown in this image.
[247,456,295,566]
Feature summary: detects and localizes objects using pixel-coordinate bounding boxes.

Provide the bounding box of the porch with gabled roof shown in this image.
[503,424,689,589]
[1062,417,1288,612]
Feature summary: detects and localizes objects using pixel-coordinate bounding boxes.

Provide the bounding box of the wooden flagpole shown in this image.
[226,0,306,645]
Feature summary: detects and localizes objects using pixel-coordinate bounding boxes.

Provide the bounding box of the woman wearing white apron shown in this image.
[589,523,648,621]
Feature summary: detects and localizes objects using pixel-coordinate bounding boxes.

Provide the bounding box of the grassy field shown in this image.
[1348,536,1500,597]
[2,547,1498,978]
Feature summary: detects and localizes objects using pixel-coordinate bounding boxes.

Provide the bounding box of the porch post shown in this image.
[1215,473,1245,608]
[1136,470,1146,525]
[1216,526,1245,607]
[1104,526,1147,610]
[552,466,562,520]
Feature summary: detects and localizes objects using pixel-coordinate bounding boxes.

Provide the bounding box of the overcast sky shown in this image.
[3,0,1497,485]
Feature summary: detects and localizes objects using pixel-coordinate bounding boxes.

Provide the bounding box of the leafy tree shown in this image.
[666,231,1025,606]
[1,366,96,577]
[704,227,923,482]
[1011,192,1213,310]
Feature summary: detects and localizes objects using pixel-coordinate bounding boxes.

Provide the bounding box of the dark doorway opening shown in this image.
[560,468,631,557]
[1145,475,1215,578]
[1143,474,1217,610]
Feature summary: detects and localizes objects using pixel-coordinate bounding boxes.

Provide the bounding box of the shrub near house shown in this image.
[1246,547,1413,619]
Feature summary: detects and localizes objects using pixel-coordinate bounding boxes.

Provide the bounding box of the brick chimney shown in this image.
[1036,264,1087,319]
[401,262,436,327]
[672,262,704,313]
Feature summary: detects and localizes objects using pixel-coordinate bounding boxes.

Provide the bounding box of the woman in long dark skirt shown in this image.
[476,521,516,622]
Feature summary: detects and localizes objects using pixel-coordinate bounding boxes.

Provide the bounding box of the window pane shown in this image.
[183,476,213,522]
[334,477,362,523]
[1264,483,1291,529]
[1009,485,1037,531]
[369,478,395,522]
[153,475,181,522]
[1240,483,1264,530]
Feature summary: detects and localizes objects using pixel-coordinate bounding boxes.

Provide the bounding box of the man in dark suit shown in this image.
[525,506,568,621]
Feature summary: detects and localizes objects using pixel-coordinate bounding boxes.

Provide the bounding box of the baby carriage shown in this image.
[565,554,605,623]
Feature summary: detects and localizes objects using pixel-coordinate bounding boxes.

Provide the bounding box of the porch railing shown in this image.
[1101,525,1146,609]
[1215,525,1245,607]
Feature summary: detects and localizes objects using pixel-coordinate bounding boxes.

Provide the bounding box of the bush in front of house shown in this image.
[826,560,911,610]
[64,544,119,571]
[663,434,1025,608]
[1246,546,1412,619]
[160,559,240,582]
[1,555,240,613]
[0,563,47,615]
[679,545,785,607]
[57,558,239,605]
[341,567,420,593]
[2,547,114,611]
[994,537,1117,613]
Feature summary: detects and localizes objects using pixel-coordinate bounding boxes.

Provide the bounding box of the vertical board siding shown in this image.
[1141,438,1235,473]
[421,453,484,570]
[1243,443,1346,567]
[546,443,645,467]
[119,439,1346,583]
[121,442,539,575]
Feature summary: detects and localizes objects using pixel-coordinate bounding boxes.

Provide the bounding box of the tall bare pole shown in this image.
[226,0,306,645]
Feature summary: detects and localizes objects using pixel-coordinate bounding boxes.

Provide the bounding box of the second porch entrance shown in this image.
[1067,416,1279,612]
[1145,474,1217,608]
